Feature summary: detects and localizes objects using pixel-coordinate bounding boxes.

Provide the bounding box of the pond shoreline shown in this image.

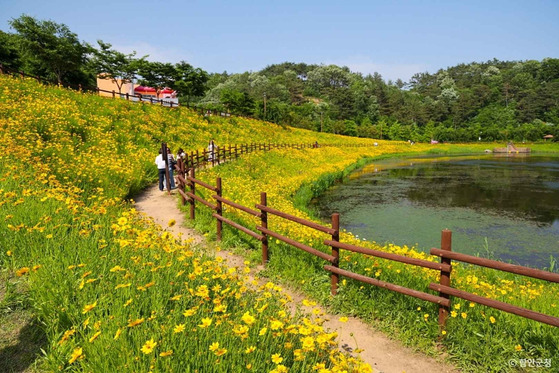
[304,147,559,269]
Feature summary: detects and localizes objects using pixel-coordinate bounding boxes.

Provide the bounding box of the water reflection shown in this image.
[312,154,559,268]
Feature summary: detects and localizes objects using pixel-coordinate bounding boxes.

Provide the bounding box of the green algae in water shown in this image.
[311,154,559,269]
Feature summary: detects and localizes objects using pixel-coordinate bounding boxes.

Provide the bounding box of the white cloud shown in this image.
[111,42,189,64]
[326,56,430,82]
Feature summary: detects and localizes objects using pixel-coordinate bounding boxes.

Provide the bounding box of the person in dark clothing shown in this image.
[155,149,167,191]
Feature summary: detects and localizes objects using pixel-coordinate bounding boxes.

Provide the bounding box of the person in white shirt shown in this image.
[207,140,216,163]
[155,149,167,191]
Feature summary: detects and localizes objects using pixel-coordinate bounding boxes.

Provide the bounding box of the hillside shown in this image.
[203,59,559,142]
[1,74,558,372]
[0,74,379,372]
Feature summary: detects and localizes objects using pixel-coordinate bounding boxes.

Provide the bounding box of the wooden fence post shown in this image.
[189,168,195,219]
[112,90,116,99]
[331,213,340,295]
[438,230,452,331]
[216,177,223,241]
[260,192,268,264]
[196,150,200,168]
[235,144,238,159]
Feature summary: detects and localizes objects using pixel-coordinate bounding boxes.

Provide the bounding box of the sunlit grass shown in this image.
[1,74,558,372]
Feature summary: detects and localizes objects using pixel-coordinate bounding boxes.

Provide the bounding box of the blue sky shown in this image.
[1,0,558,81]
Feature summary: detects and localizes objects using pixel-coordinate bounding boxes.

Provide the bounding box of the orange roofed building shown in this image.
[96,75,178,105]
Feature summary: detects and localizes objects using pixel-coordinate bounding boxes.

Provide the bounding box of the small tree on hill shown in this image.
[92,40,145,94]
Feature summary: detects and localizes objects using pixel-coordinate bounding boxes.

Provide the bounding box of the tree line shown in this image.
[202,61,559,142]
[0,15,208,104]
[1,15,558,142]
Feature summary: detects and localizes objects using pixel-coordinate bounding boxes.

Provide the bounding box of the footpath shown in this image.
[134,184,459,373]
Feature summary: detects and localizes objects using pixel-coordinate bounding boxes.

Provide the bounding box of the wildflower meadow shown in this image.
[1,74,558,372]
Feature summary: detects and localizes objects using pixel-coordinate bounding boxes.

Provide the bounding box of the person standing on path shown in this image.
[207,139,217,164]
[155,149,167,191]
[167,147,177,189]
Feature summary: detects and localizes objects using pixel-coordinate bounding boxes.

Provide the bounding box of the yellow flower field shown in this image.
[1,73,558,372]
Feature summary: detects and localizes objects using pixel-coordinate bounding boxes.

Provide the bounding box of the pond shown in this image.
[311,154,559,269]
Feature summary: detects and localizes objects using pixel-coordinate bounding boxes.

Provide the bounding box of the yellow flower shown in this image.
[215,348,227,356]
[160,350,173,357]
[58,329,76,345]
[82,301,97,314]
[127,318,144,327]
[339,316,348,323]
[450,311,458,318]
[168,219,176,227]
[245,346,256,354]
[241,311,256,325]
[461,312,467,319]
[173,324,185,333]
[6,250,12,256]
[454,303,461,310]
[109,265,125,272]
[441,330,447,335]
[113,328,122,340]
[16,267,30,276]
[68,347,84,364]
[302,299,316,307]
[489,316,496,324]
[271,353,283,364]
[88,331,101,343]
[271,320,284,330]
[301,336,315,350]
[198,317,212,328]
[515,345,522,351]
[183,308,197,317]
[259,327,267,336]
[141,339,157,354]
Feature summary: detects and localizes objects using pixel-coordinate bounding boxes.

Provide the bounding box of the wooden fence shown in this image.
[161,142,559,331]
[161,141,375,172]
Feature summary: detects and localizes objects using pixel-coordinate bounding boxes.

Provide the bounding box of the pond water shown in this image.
[311,154,559,269]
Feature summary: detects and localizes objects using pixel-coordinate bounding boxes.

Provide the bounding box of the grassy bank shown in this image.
[0,75,375,372]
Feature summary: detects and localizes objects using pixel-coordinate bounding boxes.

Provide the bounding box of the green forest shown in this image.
[1,15,558,142]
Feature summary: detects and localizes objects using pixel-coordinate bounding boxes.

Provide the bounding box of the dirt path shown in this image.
[134,184,459,373]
